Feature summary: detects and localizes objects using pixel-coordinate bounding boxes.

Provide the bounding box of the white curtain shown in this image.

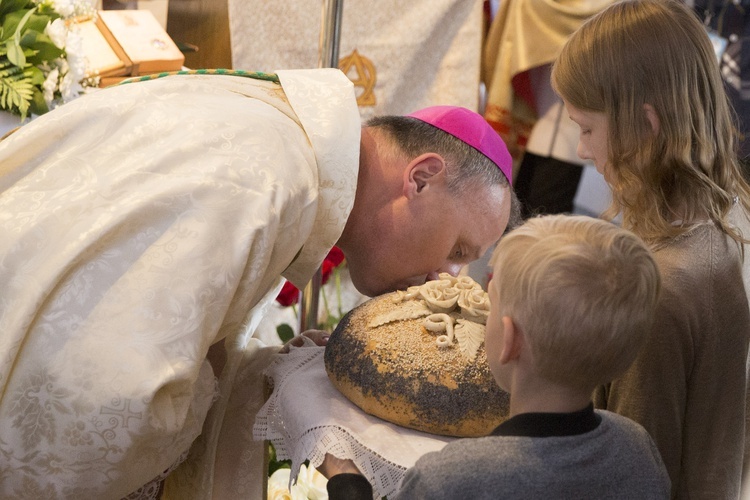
[228,0,484,120]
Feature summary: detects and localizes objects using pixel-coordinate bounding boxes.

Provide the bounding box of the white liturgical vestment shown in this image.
[0,68,360,499]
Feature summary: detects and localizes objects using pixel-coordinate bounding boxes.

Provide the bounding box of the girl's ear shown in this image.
[643,104,660,135]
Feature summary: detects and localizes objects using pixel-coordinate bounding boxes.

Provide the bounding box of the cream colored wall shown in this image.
[97,0,169,28]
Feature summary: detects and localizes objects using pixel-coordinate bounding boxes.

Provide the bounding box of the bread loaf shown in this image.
[324,274,509,437]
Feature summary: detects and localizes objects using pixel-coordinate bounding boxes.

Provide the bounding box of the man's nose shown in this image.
[426,263,463,282]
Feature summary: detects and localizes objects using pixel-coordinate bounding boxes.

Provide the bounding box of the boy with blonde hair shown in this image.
[322,214,670,499]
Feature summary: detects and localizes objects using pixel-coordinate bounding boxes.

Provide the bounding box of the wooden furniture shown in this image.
[166,0,232,69]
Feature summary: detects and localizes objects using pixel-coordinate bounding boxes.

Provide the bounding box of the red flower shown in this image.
[321,246,345,283]
[275,246,346,306]
[275,280,300,307]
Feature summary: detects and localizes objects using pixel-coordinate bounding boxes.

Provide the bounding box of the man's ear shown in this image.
[499,316,523,364]
[643,104,660,135]
[403,153,446,198]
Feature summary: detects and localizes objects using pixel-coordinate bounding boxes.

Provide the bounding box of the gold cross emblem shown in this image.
[339,49,377,107]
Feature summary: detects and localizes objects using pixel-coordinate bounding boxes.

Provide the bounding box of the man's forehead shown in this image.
[473,186,512,245]
[458,221,503,261]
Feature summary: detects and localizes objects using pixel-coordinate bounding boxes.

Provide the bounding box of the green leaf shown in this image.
[5,38,24,66]
[33,1,59,19]
[5,7,36,65]
[0,68,33,119]
[21,12,51,34]
[0,0,34,20]
[1,9,31,43]
[267,442,292,476]
[22,31,63,64]
[28,85,47,115]
[24,64,42,85]
[14,6,36,36]
[0,56,23,75]
[276,323,295,344]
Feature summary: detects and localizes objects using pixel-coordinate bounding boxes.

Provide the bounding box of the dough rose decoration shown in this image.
[368,272,490,361]
[418,278,460,312]
[458,287,490,324]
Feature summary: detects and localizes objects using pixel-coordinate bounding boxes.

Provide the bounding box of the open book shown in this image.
[78,9,184,82]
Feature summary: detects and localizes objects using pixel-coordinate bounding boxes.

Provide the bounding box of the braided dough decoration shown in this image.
[368,273,490,360]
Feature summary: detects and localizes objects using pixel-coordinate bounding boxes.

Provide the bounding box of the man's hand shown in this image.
[279,329,330,353]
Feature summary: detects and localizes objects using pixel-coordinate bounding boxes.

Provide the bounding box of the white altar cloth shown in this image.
[254,345,456,499]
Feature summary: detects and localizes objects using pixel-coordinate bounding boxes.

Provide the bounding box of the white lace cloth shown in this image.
[253,345,455,499]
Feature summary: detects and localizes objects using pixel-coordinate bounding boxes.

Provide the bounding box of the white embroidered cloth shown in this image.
[254,345,455,499]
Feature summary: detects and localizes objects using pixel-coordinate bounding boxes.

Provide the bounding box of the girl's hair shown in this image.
[552,0,750,246]
[491,215,661,390]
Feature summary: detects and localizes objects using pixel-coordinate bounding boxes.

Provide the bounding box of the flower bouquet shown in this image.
[0,0,96,120]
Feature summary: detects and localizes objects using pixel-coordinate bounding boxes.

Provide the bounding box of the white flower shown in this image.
[42,67,59,106]
[40,1,95,110]
[297,464,329,500]
[51,0,75,17]
[60,69,83,103]
[45,18,67,48]
[267,468,293,500]
[65,32,89,85]
[268,465,329,500]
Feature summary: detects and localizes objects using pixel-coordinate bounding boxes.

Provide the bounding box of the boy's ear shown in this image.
[403,153,446,198]
[643,104,660,135]
[499,316,523,364]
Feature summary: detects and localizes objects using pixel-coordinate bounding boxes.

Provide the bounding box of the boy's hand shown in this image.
[317,453,362,478]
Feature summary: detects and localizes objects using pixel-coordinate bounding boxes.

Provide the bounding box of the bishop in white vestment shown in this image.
[0,68,360,499]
